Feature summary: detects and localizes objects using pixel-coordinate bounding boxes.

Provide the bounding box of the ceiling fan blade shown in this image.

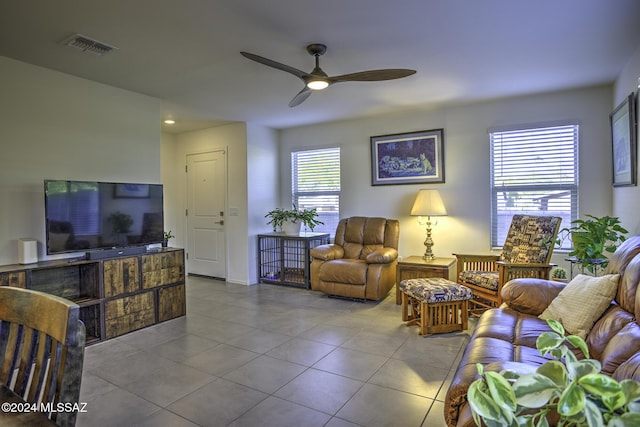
[240,51,308,80]
[289,87,312,107]
[329,69,416,83]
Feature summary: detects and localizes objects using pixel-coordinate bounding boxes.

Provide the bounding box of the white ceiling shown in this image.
[1,0,639,133]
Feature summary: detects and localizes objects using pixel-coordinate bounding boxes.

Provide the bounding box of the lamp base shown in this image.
[422,252,436,261]
[422,216,436,261]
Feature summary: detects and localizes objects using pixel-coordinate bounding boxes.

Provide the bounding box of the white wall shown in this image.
[280,86,613,269]
[161,122,279,285]
[613,42,640,234]
[0,56,161,265]
[246,123,279,284]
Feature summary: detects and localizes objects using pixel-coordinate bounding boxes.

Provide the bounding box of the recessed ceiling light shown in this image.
[163,119,175,125]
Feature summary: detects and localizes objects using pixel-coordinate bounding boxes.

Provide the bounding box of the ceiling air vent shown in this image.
[60,34,118,56]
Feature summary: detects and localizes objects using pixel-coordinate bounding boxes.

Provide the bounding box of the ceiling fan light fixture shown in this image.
[306,79,329,90]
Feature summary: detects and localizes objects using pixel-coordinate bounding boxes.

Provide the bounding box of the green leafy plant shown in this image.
[107,211,133,234]
[557,215,628,272]
[551,267,568,281]
[468,318,640,427]
[163,230,175,240]
[265,205,323,232]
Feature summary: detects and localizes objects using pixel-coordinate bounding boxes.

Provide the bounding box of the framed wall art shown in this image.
[610,93,637,187]
[370,128,444,186]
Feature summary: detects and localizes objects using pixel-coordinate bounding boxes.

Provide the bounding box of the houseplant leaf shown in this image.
[513,373,557,408]
[558,381,586,416]
[566,334,590,358]
[567,359,601,380]
[485,371,517,413]
[468,380,506,422]
[537,360,567,387]
[582,399,605,427]
[537,331,564,355]
[579,373,622,397]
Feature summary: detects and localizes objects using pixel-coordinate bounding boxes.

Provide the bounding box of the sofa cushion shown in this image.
[539,273,619,339]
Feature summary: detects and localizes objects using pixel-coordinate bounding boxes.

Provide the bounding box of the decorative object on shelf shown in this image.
[370,128,445,185]
[610,93,637,187]
[162,230,174,248]
[557,214,628,273]
[550,266,568,282]
[265,205,323,233]
[468,318,640,427]
[410,189,447,260]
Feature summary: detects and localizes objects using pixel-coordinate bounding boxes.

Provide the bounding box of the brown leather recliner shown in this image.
[310,217,399,301]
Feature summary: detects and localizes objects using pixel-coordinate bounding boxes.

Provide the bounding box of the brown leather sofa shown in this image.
[310,216,399,301]
[444,235,640,427]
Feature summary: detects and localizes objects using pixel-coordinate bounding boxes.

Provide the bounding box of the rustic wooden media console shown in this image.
[0,247,185,345]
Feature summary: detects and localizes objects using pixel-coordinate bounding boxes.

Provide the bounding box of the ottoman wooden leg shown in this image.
[419,301,428,335]
[401,291,409,321]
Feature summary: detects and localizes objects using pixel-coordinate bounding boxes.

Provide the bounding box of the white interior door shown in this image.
[186,151,226,278]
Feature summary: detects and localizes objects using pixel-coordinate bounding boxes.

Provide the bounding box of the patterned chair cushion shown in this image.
[399,278,473,303]
[501,215,561,264]
[458,270,499,291]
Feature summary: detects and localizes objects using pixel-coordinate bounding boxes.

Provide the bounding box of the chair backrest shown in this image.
[0,286,85,427]
[334,216,400,260]
[500,215,562,264]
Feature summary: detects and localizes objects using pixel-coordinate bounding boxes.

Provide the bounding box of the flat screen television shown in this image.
[44,180,164,255]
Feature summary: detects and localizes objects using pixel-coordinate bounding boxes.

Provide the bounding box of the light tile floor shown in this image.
[77,276,474,427]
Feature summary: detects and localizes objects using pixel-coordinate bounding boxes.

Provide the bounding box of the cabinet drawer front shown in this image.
[104,291,155,319]
[0,271,26,288]
[142,251,185,289]
[105,308,156,339]
[104,257,140,297]
[158,284,186,322]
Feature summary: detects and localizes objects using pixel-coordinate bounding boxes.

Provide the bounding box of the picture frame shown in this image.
[610,93,637,187]
[114,183,150,198]
[370,128,444,186]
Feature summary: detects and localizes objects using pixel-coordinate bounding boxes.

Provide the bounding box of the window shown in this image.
[490,123,578,250]
[292,147,340,235]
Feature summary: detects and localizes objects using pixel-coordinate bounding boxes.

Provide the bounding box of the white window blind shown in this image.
[490,123,578,249]
[292,147,341,235]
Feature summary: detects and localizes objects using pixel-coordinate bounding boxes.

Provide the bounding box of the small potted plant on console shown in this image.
[162,230,174,248]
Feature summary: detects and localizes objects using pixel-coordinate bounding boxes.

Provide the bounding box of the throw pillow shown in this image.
[539,273,619,339]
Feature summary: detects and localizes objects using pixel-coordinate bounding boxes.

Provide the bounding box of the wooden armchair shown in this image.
[454,215,561,316]
[0,287,85,427]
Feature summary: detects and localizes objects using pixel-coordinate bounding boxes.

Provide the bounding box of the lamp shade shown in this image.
[410,189,447,216]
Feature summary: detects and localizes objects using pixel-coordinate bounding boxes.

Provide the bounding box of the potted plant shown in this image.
[265,205,323,234]
[468,318,640,427]
[162,230,174,248]
[557,215,628,273]
[550,266,568,283]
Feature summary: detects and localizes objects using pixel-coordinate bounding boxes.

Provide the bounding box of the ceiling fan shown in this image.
[241,44,416,107]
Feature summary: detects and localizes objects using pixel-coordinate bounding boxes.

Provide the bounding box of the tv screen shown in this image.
[44,180,164,255]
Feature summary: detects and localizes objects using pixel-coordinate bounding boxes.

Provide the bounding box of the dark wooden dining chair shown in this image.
[0,286,85,427]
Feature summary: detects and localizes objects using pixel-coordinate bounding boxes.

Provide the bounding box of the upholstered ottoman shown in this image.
[399,278,473,335]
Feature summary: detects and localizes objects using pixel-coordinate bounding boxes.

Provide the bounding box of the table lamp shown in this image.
[410,189,447,260]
